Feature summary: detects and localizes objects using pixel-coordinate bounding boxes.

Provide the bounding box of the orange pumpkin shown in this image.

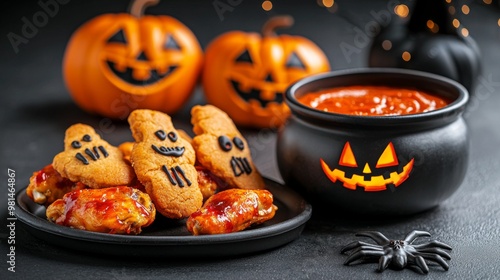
[63,0,203,120]
[202,16,330,128]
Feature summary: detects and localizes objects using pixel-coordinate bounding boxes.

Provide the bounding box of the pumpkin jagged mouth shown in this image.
[229,80,283,108]
[320,158,415,192]
[106,60,178,86]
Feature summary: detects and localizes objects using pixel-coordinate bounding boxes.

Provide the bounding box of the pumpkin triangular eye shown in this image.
[285,52,306,69]
[376,142,399,168]
[264,73,274,82]
[164,34,181,50]
[339,142,357,167]
[136,51,148,61]
[107,29,127,44]
[235,49,253,64]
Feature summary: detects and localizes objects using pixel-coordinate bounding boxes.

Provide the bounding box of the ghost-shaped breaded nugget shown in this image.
[53,124,135,188]
[128,109,203,219]
[191,105,265,190]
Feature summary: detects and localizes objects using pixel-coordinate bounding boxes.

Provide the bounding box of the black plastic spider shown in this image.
[341,230,452,274]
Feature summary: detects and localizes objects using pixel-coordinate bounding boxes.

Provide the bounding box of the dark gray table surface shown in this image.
[1,0,500,279]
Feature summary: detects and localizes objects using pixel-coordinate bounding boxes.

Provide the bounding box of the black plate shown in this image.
[16,178,312,258]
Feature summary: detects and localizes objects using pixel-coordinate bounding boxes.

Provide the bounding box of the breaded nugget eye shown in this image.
[71,134,92,149]
[218,135,245,152]
[167,132,178,142]
[218,135,233,151]
[233,137,244,150]
[155,130,178,142]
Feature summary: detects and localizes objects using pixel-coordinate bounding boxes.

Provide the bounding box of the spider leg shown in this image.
[346,246,384,258]
[355,231,390,245]
[420,253,450,271]
[377,255,391,272]
[404,230,431,243]
[409,254,429,274]
[341,241,383,254]
[344,249,385,265]
[413,240,452,251]
[416,248,452,260]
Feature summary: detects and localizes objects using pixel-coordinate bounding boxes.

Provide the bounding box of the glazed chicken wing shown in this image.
[195,165,231,201]
[26,164,87,206]
[46,186,156,234]
[186,189,277,235]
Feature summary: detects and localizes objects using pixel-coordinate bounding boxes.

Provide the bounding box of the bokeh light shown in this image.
[382,40,392,51]
[461,27,469,37]
[322,0,334,8]
[394,4,410,18]
[461,5,470,15]
[262,0,273,11]
[402,51,411,62]
[427,20,439,33]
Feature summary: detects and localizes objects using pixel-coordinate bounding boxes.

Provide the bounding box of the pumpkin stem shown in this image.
[129,0,160,18]
[262,15,294,37]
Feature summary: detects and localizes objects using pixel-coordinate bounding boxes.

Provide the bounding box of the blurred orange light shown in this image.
[462,5,470,14]
[461,28,469,37]
[483,0,492,4]
[322,0,334,8]
[449,6,456,15]
[262,0,273,11]
[427,20,435,29]
[427,20,439,33]
[453,19,460,28]
[402,51,411,62]
[394,4,409,18]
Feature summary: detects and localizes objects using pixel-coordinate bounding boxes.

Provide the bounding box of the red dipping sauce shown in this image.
[298,85,450,116]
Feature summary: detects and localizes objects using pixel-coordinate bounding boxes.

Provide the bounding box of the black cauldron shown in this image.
[277,68,469,217]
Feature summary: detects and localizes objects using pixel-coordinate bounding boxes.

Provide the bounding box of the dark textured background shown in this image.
[1,0,500,279]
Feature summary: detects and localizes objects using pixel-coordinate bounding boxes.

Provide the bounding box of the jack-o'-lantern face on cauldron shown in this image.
[202,16,330,128]
[320,142,415,192]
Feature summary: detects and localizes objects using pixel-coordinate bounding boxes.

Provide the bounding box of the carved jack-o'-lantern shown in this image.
[63,0,203,119]
[202,16,330,128]
[320,142,414,192]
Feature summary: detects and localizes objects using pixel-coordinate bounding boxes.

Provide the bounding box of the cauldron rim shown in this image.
[285,68,469,127]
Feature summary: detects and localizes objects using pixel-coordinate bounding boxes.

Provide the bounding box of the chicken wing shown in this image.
[46,186,156,234]
[26,164,87,206]
[196,165,232,201]
[186,189,277,235]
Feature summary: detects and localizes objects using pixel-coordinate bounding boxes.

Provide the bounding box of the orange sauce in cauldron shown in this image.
[298,85,450,116]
